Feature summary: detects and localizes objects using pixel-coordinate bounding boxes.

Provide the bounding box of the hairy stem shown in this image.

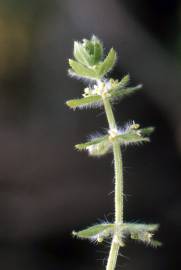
[103,97,116,129]
[105,241,120,270]
[103,98,123,270]
[113,142,123,224]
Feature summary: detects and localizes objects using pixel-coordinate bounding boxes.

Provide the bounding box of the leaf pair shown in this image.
[73,222,161,247]
[75,126,154,157]
[66,75,142,110]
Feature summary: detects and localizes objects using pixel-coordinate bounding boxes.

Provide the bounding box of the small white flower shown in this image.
[108,128,119,141]
[96,80,112,98]
[129,121,140,130]
[82,79,116,99]
[97,236,103,243]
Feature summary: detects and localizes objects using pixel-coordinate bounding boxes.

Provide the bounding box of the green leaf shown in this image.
[130,231,160,247]
[106,76,130,96]
[121,223,161,248]
[73,42,91,67]
[83,39,95,56]
[117,131,150,145]
[149,239,162,248]
[123,223,159,233]
[111,84,142,101]
[86,141,110,156]
[91,36,103,64]
[76,135,111,156]
[66,95,101,109]
[98,48,117,77]
[69,59,98,80]
[118,74,130,88]
[93,42,103,64]
[73,36,103,67]
[75,135,108,150]
[72,223,114,240]
[108,125,154,146]
[140,127,155,137]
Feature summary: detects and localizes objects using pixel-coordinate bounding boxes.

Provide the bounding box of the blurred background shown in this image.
[0,0,180,269]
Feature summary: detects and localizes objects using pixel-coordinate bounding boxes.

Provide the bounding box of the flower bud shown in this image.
[73,35,103,67]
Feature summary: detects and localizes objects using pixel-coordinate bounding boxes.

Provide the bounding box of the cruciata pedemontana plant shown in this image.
[66,36,161,270]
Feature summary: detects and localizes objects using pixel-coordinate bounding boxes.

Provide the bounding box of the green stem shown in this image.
[113,142,123,224]
[103,98,116,129]
[105,241,120,270]
[103,98,124,270]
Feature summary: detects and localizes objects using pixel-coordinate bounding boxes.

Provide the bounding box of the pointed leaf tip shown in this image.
[149,239,162,248]
[68,59,98,80]
[140,127,155,136]
[75,135,110,156]
[72,223,114,240]
[111,84,142,101]
[98,48,117,77]
[66,95,102,109]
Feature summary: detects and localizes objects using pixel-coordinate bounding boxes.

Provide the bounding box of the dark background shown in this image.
[0,0,180,269]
